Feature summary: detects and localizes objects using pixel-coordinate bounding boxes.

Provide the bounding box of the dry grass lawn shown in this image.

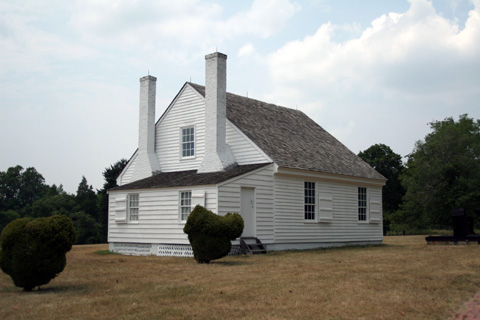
[1,236,480,319]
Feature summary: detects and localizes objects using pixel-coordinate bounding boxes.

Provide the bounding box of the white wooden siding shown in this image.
[226,121,271,165]
[118,152,137,185]
[156,86,206,172]
[108,186,217,245]
[274,175,383,243]
[217,165,274,243]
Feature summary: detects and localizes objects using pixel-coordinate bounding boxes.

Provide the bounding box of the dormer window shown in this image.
[181,127,195,158]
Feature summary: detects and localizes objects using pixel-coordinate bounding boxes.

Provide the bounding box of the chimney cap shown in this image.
[140,75,157,82]
[205,52,227,60]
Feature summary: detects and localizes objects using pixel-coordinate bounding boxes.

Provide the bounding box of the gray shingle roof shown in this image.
[189,83,385,181]
[111,163,271,191]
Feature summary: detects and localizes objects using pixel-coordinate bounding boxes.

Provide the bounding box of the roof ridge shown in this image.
[187,82,302,115]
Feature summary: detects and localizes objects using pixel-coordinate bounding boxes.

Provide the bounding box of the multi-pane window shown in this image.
[180,191,192,221]
[182,127,195,157]
[304,182,316,221]
[128,194,139,222]
[358,187,367,221]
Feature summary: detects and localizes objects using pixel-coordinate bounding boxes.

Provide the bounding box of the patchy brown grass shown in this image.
[1,236,480,319]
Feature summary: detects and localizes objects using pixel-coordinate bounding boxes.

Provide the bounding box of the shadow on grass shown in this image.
[266,243,395,256]
[208,259,252,266]
[1,283,90,294]
[93,250,119,255]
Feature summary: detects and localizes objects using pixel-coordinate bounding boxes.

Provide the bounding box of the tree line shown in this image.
[358,114,480,234]
[0,159,127,244]
[1,114,479,239]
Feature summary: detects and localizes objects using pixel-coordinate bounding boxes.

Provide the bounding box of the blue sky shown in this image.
[1,0,479,193]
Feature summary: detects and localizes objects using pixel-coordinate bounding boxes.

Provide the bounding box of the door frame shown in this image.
[240,187,256,237]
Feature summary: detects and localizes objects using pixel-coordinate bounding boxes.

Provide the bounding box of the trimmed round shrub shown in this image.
[183,205,244,263]
[0,214,76,291]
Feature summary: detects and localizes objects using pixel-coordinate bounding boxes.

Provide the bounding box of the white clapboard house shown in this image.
[108,52,386,256]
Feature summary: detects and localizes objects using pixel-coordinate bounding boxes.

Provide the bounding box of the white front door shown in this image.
[240,187,256,237]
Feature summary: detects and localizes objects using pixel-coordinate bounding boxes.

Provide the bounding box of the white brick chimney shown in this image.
[131,75,161,181]
[198,52,235,173]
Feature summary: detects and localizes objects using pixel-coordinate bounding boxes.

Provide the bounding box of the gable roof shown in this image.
[188,83,385,181]
[111,163,271,191]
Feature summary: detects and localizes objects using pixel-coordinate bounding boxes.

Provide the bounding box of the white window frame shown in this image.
[358,187,367,222]
[304,181,316,222]
[180,126,195,159]
[128,193,139,222]
[180,191,192,222]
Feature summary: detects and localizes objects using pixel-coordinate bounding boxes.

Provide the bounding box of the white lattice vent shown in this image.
[111,243,242,257]
[158,244,194,257]
[112,243,152,256]
[157,244,242,257]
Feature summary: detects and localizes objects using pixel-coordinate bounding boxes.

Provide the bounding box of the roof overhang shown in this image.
[274,166,387,187]
[108,163,273,193]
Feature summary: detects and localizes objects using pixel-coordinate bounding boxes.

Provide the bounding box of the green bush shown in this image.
[0,210,20,235]
[183,205,244,263]
[0,214,76,291]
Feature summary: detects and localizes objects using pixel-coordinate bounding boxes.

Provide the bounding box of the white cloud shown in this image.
[238,43,255,57]
[71,0,221,48]
[224,0,301,38]
[267,0,480,155]
[270,0,480,98]
[0,2,97,79]
[71,0,300,52]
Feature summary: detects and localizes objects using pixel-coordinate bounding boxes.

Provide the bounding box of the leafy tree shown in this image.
[0,166,112,244]
[44,184,66,197]
[0,166,23,211]
[0,215,76,291]
[97,159,128,241]
[358,144,405,214]
[102,159,128,191]
[20,167,48,206]
[0,166,48,213]
[28,193,77,218]
[75,176,98,219]
[69,211,102,244]
[400,114,480,229]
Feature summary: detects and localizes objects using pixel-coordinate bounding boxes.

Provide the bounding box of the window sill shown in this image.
[180,156,196,161]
